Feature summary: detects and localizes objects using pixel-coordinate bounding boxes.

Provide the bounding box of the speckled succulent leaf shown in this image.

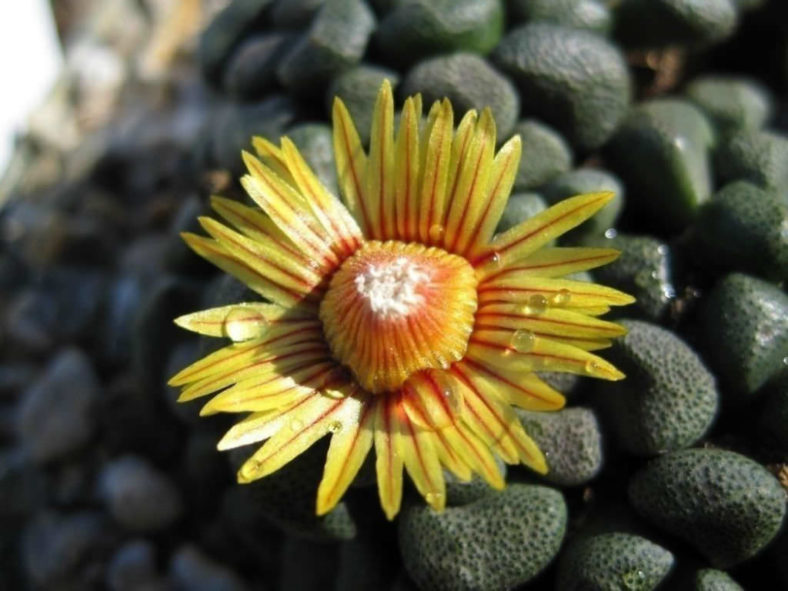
[171,80,632,519]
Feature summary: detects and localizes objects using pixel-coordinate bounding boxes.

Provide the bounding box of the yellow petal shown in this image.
[332,95,370,233]
[374,396,405,520]
[236,392,351,483]
[461,358,565,412]
[365,79,397,239]
[484,246,621,278]
[394,95,423,242]
[473,192,617,274]
[478,275,635,310]
[317,394,375,515]
[417,99,453,245]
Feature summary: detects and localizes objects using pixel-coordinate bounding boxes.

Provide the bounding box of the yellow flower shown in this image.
[169,81,633,520]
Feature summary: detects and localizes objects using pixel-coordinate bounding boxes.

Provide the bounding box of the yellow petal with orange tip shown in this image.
[473,192,617,274]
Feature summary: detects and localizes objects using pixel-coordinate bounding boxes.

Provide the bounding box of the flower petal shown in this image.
[460,358,565,411]
[317,392,375,515]
[332,95,370,233]
[417,99,454,245]
[374,395,405,520]
[478,275,635,310]
[365,79,397,239]
[394,95,423,241]
[472,192,616,273]
[484,246,622,278]
[236,391,353,483]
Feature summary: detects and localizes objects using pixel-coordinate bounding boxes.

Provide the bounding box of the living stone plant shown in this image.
[1,0,787,590]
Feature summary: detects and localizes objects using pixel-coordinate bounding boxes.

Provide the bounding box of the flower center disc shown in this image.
[320,241,478,394]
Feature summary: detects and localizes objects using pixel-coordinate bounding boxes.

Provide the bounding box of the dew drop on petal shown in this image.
[428,224,445,243]
[223,307,268,342]
[290,418,304,432]
[328,420,343,433]
[585,359,601,374]
[552,289,571,306]
[491,252,502,267]
[240,460,261,481]
[526,294,548,314]
[511,329,535,353]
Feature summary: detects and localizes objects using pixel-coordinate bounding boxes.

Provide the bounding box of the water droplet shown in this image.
[526,294,548,314]
[328,421,343,433]
[511,330,535,353]
[604,228,618,239]
[552,289,571,306]
[425,491,444,506]
[490,252,502,267]
[428,224,445,243]
[223,307,268,342]
[290,418,304,432]
[585,359,601,374]
[239,460,261,481]
[783,356,788,366]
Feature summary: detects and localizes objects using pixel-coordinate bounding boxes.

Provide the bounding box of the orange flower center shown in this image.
[319,241,478,394]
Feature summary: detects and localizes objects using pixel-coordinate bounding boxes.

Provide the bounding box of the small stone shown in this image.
[541,169,624,241]
[628,449,786,568]
[509,0,612,34]
[223,33,296,99]
[714,129,788,197]
[510,120,572,191]
[686,76,773,135]
[606,98,715,231]
[17,349,100,463]
[693,181,788,280]
[99,455,183,532]
[375,0,503,68]
[106,540,162,591]
[22,510,107,588]
[270,0,325,28]
[493,23,631,150]
[326,65,399,146]
[517,407,603,486]
[0,448,46,520]
[590,233,676,321]
[599,320,718,456]
[170,544,249,591]
[211,95,300,173]
[497,192,548,233]
[198,0,273,86]
[399,484,567,590]
[277,0,376,95]
[614,0,738,48]
[698,273,788,402]
[556,532,674,590]
[695,568,745,590]
[401,53,519,138]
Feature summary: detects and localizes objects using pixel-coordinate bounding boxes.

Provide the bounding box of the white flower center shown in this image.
[354,257,431,318]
